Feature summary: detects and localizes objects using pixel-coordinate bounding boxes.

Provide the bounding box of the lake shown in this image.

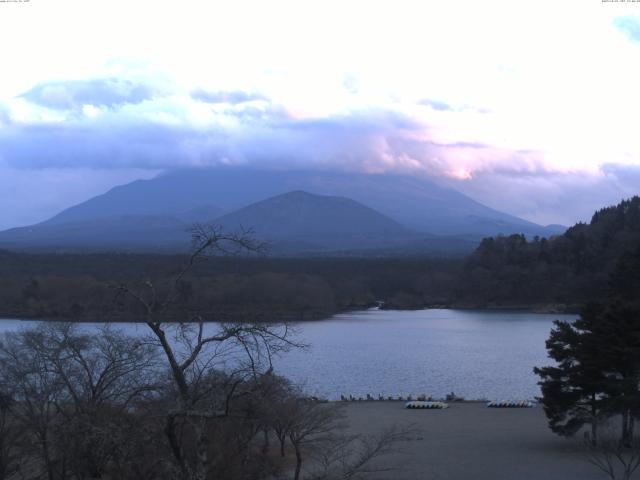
[0,309,574,401]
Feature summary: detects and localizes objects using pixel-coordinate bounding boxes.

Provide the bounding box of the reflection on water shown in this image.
[0,309,575,400]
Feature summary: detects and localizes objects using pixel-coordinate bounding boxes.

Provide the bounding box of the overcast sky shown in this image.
[0,0,639,230]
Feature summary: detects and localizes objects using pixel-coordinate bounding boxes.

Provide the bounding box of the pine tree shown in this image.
[535,246,640,446]
[534,304,608,445]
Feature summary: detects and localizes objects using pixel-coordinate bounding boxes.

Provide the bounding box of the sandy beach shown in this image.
[342,402,605,480]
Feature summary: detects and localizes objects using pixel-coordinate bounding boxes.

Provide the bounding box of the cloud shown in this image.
[2,2,640,231]
[2,73,639,230]
[342,75,359,95]
[446,163,640,227]
[191,89,267,105]
[601,163,640,189]
[19,78,158,110]
[0,122,202,169]
[0,92,447,174]
[0,103,10,126]
[0,84,586,185]
[614,16,640,43]
[418,99,454,111]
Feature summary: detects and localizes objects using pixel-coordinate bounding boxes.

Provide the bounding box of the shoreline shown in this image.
[381,302,580,315]
[0,303,580,324]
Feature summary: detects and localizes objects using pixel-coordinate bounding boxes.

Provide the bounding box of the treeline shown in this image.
[535,246,640,450]
[0,254,460,321]
[456,196,640,308]
[1,196,640,320]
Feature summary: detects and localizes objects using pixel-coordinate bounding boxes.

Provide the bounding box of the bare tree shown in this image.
[310,425,415,480]
[0,225,407,480]
[286,401,346,480]
[260,374,297,458]
[0,329,66,480]
[36,323,159,479]
[0,390,22,480]
[22,323,159,412]
[283,398,414,480]
[0,322,161,480]
[114,224,302,480]
[585,425,640,480]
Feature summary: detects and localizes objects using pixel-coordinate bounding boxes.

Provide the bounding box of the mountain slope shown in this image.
[43,167,562,237]
[215,190,417,252]
[0,204,224,252]
[0,215,189,251]
[0,189,481,255]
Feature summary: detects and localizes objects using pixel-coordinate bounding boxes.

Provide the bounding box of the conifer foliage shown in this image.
[535,247,640,446]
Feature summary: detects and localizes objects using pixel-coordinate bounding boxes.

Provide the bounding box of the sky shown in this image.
[0,0,639,229]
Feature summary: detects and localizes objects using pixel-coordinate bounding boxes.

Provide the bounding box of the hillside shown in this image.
[0,189,479,255]
[0,166,563,254]
[215,190,417,253]
[455,196,640,307]
[40,167,562,237]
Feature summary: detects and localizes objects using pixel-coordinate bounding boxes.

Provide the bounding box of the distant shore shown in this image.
[0,303,581,324]
[381,302,581,315]
[0,302,581,324]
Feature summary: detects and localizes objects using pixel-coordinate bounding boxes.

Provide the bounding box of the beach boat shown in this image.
[405,401,448,409]
[486,400,534,408]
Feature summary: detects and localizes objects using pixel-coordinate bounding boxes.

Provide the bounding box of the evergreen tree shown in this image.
[534,303,608,445]
[595,247,640,446]
[535,246,640,446]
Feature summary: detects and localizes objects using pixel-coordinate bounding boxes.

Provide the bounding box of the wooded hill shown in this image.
[0,197,638,320]
[456,196,640,308]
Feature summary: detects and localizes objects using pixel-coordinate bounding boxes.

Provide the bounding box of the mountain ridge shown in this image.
[42,167,563,236]
[0,167,566,255]
[215,190,418,253]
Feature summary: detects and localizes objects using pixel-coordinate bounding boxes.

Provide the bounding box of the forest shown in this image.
[0,196,639,322]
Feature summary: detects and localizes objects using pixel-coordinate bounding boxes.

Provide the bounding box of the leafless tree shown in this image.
[114,224,303,480]
[0,329,66,480]
[0,390,22,480]
[286,401,346,480]
[282,397,415,480]
[310,424,415,480]
[0,322,161,480]
[585,425,640,480]
[0,224,409,480]
[22,323,159,412]
[259,370,415,480]
[258,374,296,458]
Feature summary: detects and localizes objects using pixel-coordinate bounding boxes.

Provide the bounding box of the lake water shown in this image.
[0,309,575,401]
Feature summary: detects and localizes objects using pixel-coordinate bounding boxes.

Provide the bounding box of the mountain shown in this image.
[215,190,417,253]
[180,205,224,224]
[0,203,225,252]
[0,214,188,251]
[43,167,563,237]
[0,167,566,254]
[0,188,480,255]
